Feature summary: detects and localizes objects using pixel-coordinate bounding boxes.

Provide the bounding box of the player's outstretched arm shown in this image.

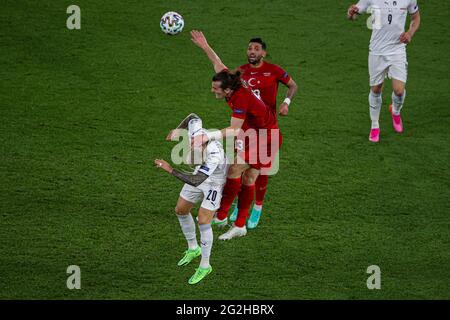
[279,78,298,116]
[154,159,209,187]
[190,30,227,73]
[400,11,421,44]
[191,117,244,147]
[171,170,209,187]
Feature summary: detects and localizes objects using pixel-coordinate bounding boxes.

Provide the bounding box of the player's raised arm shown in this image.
[190,30,227,73]
[400,11,421,44]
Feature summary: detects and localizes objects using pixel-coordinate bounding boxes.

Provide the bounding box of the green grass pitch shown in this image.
[1,0,449,299]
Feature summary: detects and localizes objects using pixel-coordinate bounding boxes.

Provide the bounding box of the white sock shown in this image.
[369,90,382,129]
[199,223,213,268]
[253,204,262,211]
[392,90,406,116]
[176,213,198,250]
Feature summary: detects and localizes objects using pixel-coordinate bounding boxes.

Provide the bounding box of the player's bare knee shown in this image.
[371,85,383,95]
[242,171,257,185]
[175,205,188,215]
[393,88,405,97]
[197,215,208,225]
[198,209,214,224]
[227,165,243,178]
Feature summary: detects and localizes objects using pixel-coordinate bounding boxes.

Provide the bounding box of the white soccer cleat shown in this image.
[218,225,247,241]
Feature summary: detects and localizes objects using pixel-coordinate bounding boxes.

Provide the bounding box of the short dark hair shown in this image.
[249,38,266,50]
[212,70,242,91]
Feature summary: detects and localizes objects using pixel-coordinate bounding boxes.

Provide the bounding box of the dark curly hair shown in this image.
[212,70,242,91]
[249,37,267,50]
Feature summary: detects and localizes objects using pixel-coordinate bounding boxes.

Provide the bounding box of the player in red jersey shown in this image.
[190,68,282,240]
[191,30,298,230]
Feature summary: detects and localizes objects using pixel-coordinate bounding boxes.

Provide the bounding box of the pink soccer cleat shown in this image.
[390,104,403,133]
[369,128,380,143]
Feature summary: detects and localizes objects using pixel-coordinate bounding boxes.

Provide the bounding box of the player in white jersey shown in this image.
[154,114,228,284]
[348,0,421,142]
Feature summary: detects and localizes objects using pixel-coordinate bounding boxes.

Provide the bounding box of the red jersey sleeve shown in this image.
[230,90,249,120]
[273,64,291,85]
[231,103,247,120]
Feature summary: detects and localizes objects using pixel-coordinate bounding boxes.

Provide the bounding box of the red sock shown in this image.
[216,177,241,220]
[235,184,255,227]
[255,174,269,206]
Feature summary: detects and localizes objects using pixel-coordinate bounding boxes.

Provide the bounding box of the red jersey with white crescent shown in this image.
[239,61,291,113]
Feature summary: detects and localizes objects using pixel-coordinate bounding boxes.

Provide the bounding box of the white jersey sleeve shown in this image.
[356,0,372,13]
[408,0,419,14]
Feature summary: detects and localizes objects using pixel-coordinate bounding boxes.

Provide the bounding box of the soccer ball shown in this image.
[160,12,184,35]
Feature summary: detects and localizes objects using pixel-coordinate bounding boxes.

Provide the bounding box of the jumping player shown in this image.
[155,114,228,284]
[347,0,420,142]
[191,69,282,241]
[191,30,297,229]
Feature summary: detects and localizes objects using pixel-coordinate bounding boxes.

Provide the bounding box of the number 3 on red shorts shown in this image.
[235,139,244,151]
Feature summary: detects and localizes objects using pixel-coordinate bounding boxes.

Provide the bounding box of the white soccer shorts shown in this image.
[179,182,224,211]
[368,53,408,86]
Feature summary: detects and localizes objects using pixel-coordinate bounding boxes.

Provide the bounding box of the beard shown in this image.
[248,55,262,65]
